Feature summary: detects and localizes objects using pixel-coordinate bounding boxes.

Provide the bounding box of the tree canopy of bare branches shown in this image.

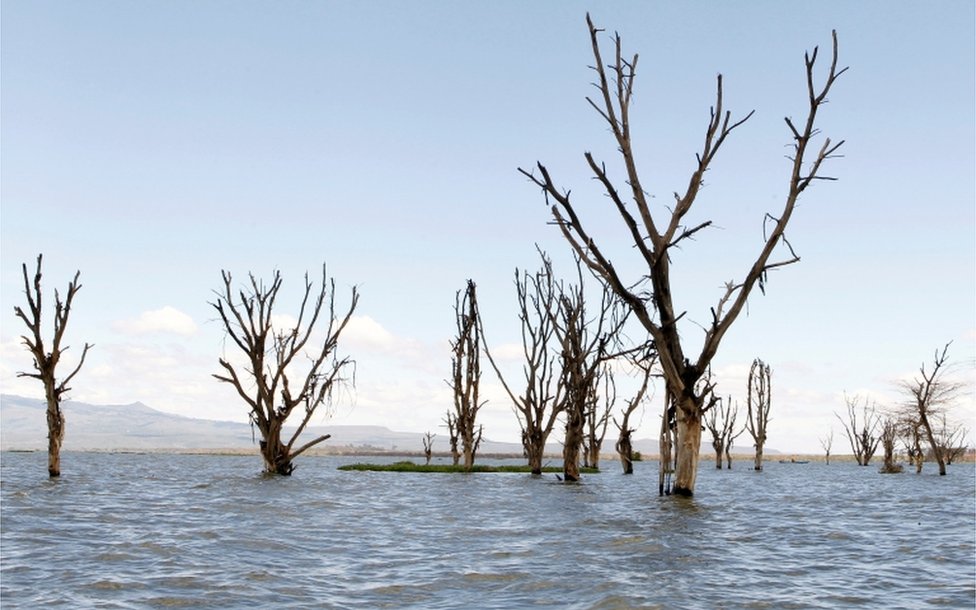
[447,280,485,470]
[519,14,846,495]
[745,359,772,471]
[835,394,881,467]
[211,265,358,475]
[482,251,565,475]
[705,395,742,471]
[14,254,93,477]
[820,429,834,465]
[898,343,965,475]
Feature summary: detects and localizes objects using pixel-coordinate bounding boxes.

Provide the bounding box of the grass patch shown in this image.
[337,460,599,474]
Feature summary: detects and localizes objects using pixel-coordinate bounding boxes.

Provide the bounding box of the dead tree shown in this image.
[211,265,357,475]
[520,14,846,496]
[482,251,565,475]
[820,429,834,465]
[879,418,903,474]
[898,343,965,476]
[614,348,656,474]
[835,394,881,467]
[553,268,623,482]
[443,411,460,466]
[422,431,435,465]
[936,416,968,465]
[583,364,616,469]
[447,280,485,470]
[705,395,741,470]
[745,359,772,471]
[13,254,93,477]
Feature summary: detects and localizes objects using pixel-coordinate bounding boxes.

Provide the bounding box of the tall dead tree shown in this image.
[520,14,846,495]
[614,348,656,474]
[898,343,964,476]
[482,251,564,475]
[835,394,881,467]
[14,254,93,477]
[553,267,623,482]
[212,265,357,475]
[443,411,460,466]
[745,359,772,471]
[820,429,833,465]
[447,280,485,470]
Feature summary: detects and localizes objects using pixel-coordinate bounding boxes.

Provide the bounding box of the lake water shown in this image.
[1,452,973,609]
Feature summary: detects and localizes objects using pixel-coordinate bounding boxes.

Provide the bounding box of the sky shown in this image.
[2,1,974,455]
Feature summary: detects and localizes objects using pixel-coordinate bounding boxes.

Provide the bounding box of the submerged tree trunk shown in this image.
[45,384,65,478]
[672,397,703,496]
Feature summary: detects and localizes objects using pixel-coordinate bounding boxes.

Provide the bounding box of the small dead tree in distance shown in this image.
[614,347,656,474]
[835,394,881,467]
[443,411,460,466]
[879,418,903,474]
[820,429,833,465]
[705,394,742,470]
[520,14,846,496]
[422,431,435,465]
[481,251,565,475]
[447,280,485,470]
[14,254,93,477]
[745,358,772,471]
[583,364,615,470]
[212,265,358,475]
[898,343,965,476]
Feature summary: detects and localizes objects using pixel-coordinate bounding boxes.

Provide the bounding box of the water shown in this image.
[1,452,973,609]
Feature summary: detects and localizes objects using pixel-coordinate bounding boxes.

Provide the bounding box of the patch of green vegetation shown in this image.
[337,461,599,474]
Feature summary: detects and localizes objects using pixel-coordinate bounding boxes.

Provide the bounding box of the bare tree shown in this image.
[878,418,903,473]
[820,429,834,465]
[447,280,485,470]
[614,349,656,474]
[520,14,846,495]
[705,395,741,470]
[482,252,564,475]
[583,364,615,469]
[935,415,968,465]
[899,343,965,476]
[422,431,435,466]
[443,411,460,466]
[745,359,772,471]
[835,394,881,467]
[212,265,357,475]
[553,268,623,482]
[14,254,93,477]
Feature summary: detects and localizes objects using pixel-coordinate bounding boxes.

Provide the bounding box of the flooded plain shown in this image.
[1,451,973,609]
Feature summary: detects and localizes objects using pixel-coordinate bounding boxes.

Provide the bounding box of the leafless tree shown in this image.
[705,395,742,470]
[879,418,903,474]
[553,268,624,482]
[482,251,564,475]
[211,265,357,475]
[820,429,834,465]
[835,394,881,467]
[898,343,965,476]
[443,411,460,466]
[935,415,968,465]
[745,359,772,471]
[421,431,436,465]
[520,14,846,495]
[583,363,615,470]
[14,254,93,477]
[614,348,656,474]
[447,280,485,470]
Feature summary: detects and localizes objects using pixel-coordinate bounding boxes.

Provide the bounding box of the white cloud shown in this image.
[343,315,396,350]
[114,306,198,336]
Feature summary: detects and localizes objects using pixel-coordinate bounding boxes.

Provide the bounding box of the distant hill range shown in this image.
[0,394,769,456]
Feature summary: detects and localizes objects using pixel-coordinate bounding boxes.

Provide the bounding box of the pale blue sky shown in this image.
[2,1,973,453]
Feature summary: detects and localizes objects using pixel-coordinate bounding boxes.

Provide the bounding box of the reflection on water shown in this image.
[1,452,974,609]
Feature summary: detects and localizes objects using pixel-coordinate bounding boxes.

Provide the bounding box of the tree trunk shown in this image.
[616,431,634,475]
[563,411,583,482]
[462,443,475,471]
[919,413,947,476]
[712,440,723,470]
[45,383,64,478]
[672,397,702,496]
[753,448,763,471]
[259,423,293,476]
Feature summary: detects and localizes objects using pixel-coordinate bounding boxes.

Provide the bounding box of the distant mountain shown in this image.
[0,394,771,456]
[0,395,525,454]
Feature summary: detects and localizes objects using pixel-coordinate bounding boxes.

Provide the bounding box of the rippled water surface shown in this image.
[1,452,973,609]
